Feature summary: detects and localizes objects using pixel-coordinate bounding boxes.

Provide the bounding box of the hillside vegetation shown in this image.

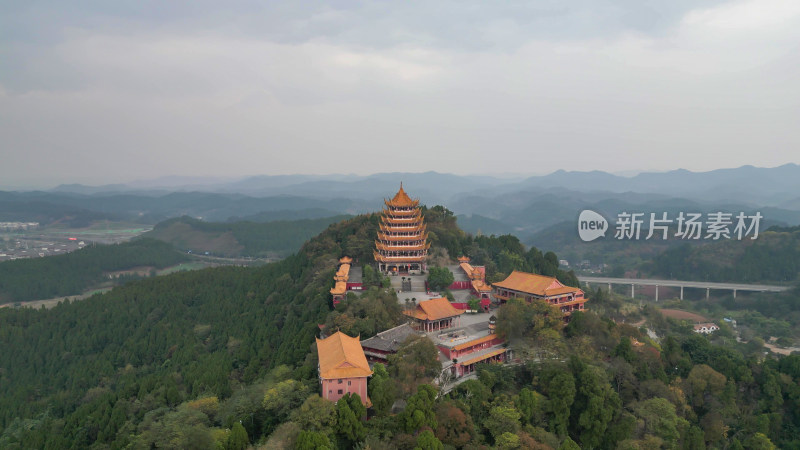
[0,239,188,302]
[646,228,800,283]
[2,211,798,448]
[143,215,352,258]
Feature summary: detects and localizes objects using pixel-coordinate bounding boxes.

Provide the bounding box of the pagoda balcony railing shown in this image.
[383,212,418,218]
[385,217,420,221]
[376,255,427,261]
[375,249,427,256]
[385,223,423,228]
[376,242,429,248]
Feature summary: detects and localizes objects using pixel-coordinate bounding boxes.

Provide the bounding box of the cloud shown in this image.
[0,0,798,186]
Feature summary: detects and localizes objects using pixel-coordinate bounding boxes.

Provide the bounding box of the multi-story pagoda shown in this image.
[374,184,430,274]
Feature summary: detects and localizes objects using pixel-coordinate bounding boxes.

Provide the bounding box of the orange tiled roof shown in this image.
[339,256,353,264]
[544,286,580,296]
[386,184,418,207]
[459,348,506,366]
[404,297,464,321]
[457,256,471,263]
[330,281,347,295]
[379,222,426,233]
[471,279,492,293]
[316,331,373,379]
[374,251,427,263]
[459,262,483,280]
[452,333,500,351]
[335,264,351,281]
[383,208,419,216]
[493,271,581,297]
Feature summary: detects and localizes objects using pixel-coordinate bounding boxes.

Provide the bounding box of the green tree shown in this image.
[682,425,705,450]
[484,405,522,440]
[573,365,621,448]
[263,379,310,432]
[414,430,444,450]
[290,394,336,433]
[295,430,333,450]
[518,388,547,426]
[496,298,563,341]
[613,337,636,363]
[559,437,580,450]
[684,365,726,410]
[226,422,249,450]
[427,266,455,291]
[388,335,442,395]
[743,433,776,450]
[495,432,522,449]
[401,385,438,433]
[633,398,681,443]
[543,371,575,437]
[343,393,367,421]
[368,363,396,416]
[335,396,366,444]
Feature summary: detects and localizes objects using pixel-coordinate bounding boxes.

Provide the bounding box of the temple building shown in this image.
[316,331,372,406]
[330,256,353,307]
[374,184,430,274]
[404,297,464,332]
[457,256,492,300]
[360,323,417,362]
[492,270,587,318]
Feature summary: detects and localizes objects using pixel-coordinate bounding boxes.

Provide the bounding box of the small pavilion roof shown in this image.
[317,331,373,379]
[339,256,353,264]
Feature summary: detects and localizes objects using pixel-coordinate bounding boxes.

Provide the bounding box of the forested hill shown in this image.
[645,227,800,283]
[0,239,188,303]
[0,214,371,448]
[0,210,580,448]
[142,215,352,258]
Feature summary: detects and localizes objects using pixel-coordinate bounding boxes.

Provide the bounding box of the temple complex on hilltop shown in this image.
[404,297,464,332]
[374,184,429,274]
[316,331,372,406]
[492,270,587,318]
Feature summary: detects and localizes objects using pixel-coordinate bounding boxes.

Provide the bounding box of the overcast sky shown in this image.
[1,0,799,187]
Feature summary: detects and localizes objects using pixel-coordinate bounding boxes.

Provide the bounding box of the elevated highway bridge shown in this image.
[579,276,791,301]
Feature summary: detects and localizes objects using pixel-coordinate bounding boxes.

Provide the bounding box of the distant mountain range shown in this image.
[2,164,798,234]
[49,164,800,206]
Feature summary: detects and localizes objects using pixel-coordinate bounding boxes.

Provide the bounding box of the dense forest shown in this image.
[643,227,800,284]
[1,211,796,448]
[0,239,188,302]
[143,215,352,257]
